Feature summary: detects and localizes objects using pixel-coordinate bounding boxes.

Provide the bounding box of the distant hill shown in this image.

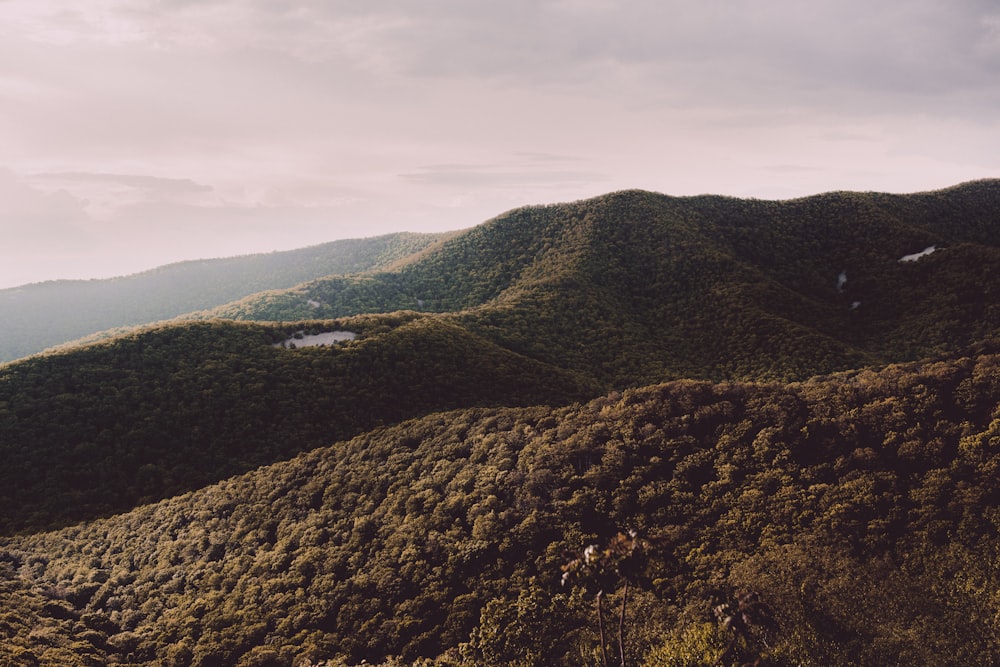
[0,232,448,363]
[204,180,1000,385]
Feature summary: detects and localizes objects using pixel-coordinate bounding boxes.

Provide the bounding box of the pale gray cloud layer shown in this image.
[0,0,998,287]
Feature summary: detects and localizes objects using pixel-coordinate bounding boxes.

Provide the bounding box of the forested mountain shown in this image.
[0,315,595,534]
[2,181,1000,665]
[4,350,1000,665]
[0,232,447,363]
[204,180,1000,385]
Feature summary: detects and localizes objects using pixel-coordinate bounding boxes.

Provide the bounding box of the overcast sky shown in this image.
[1,0,999,288]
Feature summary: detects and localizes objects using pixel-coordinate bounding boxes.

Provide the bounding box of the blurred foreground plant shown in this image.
[562,530,649,667]
[711,591,778,667]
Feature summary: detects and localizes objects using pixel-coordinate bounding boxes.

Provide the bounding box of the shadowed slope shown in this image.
[0,314,595,534]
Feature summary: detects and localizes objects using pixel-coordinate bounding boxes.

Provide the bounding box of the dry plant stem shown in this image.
[618,579,629,667]
[597,591,609,667]
[714,636,738,667]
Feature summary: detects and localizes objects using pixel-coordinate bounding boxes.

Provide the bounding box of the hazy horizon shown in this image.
[2,0,998,289]
[3,179,994,291]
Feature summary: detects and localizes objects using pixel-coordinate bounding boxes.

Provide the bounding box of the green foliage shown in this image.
[3,351,1000,663]
[0,232,445,363]
[0,561,108,666]
[643,623,728,667]
[193,180,1000,387]
[464,585,588,667]
[0,314,594,533]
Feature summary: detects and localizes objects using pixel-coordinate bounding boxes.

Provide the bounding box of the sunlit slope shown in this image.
[209,180,1000,384]
[5,349,1000,665]
[0,232,446,363]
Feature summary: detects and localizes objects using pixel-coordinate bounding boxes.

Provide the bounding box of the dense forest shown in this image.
[202,180,1000,385]
[0,315,594,534]
[4,350,1000,665]
[0,232,447,363]
[2,181,1000,665]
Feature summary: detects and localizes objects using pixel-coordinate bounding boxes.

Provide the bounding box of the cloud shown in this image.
[6,1,998,159]
[32,172,212,195]
[400,160,606,189]
[9,1,1000,104]
[0,169,103,286]
[0,169,93,246]
[23,172,215,221]
[234,0,1000,113]
[0,0,998,288]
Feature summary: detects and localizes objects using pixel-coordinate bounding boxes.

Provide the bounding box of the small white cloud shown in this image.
[0,169,92,242]
[25,172,215,221]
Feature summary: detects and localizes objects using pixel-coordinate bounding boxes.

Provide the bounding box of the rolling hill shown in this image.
[0,232,448,364]
[1,180,1000,665]
[203,180,1000,384]
[4,349,1000,665]
[0,314,595,534]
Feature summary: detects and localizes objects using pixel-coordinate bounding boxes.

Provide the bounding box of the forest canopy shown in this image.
[5,351,1000,665]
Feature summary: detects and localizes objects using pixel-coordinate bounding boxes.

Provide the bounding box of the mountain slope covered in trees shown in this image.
[0,232,448,363]
[8,179,1000,535]
[205,180,1000,384]
[4,349,1000,665]
[0,314,594,534]
[1,181,1000,665]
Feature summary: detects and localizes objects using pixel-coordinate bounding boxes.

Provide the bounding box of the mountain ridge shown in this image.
[4,180,1000,535]
[0,231,451,363]
[2,179,1000,665]
[193,180,1000,385]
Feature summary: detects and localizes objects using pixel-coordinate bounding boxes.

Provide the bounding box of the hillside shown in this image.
[0,232,447,363]
[204,180,1000,385]
[3,349,1000,665]
[8,182,1000,534]
[2,181,1000,665]
[0,314,594,534]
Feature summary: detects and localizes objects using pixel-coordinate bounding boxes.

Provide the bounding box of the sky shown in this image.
[1,0,999,289]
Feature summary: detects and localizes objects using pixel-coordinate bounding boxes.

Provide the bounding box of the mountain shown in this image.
[0,232,448,363]
[203,180,1000,385]
[0,314,595,534]
[1,180,1000,665]
[11,182,1000,534]
[3,350,1000,665]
